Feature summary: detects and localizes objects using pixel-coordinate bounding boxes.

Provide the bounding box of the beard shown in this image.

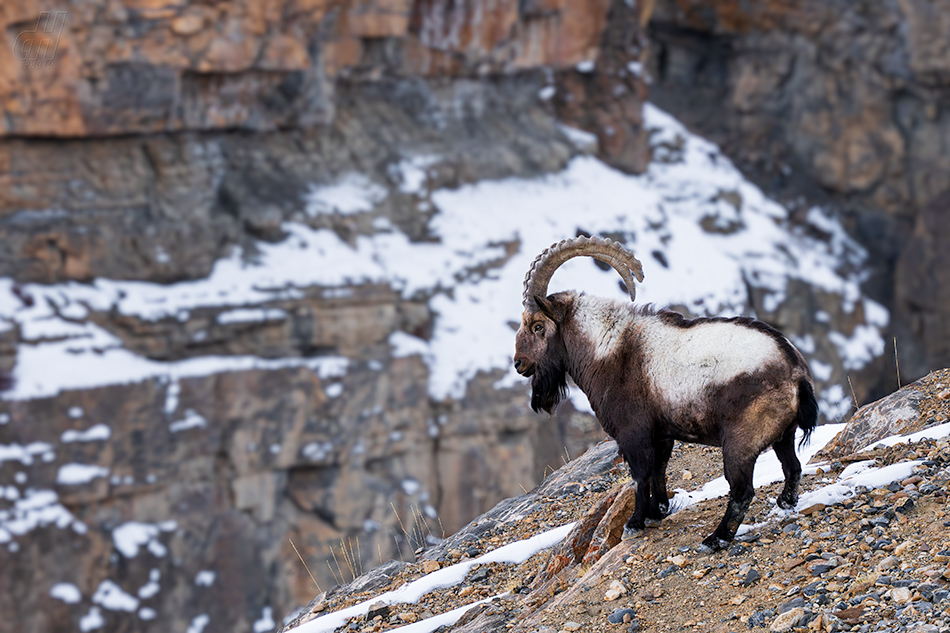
[530,361,568,414]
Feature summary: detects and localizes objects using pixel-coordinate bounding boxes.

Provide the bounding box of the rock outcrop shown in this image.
[819,369,950,459]
[647,0,950,392]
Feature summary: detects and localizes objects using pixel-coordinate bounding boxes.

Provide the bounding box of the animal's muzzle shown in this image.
[513,359,535,376]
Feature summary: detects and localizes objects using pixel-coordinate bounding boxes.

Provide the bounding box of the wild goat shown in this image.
[513,236,818,552]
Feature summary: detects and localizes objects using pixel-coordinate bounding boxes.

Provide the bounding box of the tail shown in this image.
[796,377,819,449]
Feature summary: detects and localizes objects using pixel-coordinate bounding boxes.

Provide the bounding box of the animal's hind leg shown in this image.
[647,438,674,524]
[773,425,802,510]
[700,450,755,553]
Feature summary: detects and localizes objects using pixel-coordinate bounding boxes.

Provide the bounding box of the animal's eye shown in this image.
[533,323,544,334]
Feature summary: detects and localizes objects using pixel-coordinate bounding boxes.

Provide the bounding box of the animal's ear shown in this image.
[533,294,564,323]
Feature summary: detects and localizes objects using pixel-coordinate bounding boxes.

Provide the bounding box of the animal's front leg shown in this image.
[647,438,674,524]
[620,444,653,540]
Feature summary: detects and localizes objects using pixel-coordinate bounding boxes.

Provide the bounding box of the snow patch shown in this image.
[0,489,85,544]
[557,124,598,151]
[112,521,176,559]
[57,463,110,485]
[293,522,574,633]
[217,308,287,325]
[254,606,276,633]
[576,60,595,73]
[305,173,386,216]
[92,579,139,612]
[50,582,82,604]
[859,421,950,453]
[186,614,210,633]
[170,409,207,433]
[0,442,54,466]
[137,569,161,599]
[80,607,104,631]
[61,424,111,443]
[389,331,430,359]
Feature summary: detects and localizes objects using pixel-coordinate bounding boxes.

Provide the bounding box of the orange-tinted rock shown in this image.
[0,0,647,136]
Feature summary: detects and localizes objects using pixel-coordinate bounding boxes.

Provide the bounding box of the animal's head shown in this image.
[513,236,644,414]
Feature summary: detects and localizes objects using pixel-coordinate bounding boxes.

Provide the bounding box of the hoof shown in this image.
[777,495,797,510]
[697,535,728,554]
[621,526,643,541]
[644,517,663,527]
[658,502,670,515]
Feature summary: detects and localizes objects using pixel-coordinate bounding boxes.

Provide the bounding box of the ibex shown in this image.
[513,237,817,552]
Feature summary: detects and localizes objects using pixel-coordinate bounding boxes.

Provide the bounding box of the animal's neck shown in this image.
[563,296,637,409]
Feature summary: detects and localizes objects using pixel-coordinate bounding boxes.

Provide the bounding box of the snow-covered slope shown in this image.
[0,104,885,412]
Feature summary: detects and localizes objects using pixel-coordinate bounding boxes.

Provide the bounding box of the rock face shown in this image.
[0,0,631,138]
[819,368,950,459]
[647,0,950,392]
[0,3,652,633]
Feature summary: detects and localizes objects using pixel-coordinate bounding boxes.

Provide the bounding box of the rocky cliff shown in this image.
[647,0,950,394]
[0,2,915,633]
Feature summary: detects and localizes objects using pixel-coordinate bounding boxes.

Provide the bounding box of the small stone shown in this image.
[682,470,693,480]
[748,610,773,628]
[800,503,826,516]
[398,612,418,623]
[562,621,581,631]
[877,556,900,570]
[605,589,623,601]
[891,587,913,603]
[422,560,441,573]
[728,543,747,556]
[311,601,327,613]
[895,497,915,514]
[608,608,636,624]
[784,557,806,571]
[468,566,490,582]
[365,601,388,620]
[459,586,475,597]
[779,597,805,613]
[741,569,762,587]
[770,607,804,632]
[667,554,688,567]
[730,594,747,605]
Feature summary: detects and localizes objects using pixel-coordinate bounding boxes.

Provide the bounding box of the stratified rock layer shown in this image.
[0,3,651,633]
[648,0,950,389]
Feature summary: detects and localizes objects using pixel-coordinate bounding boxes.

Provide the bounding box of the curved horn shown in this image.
[522,236,644,310]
